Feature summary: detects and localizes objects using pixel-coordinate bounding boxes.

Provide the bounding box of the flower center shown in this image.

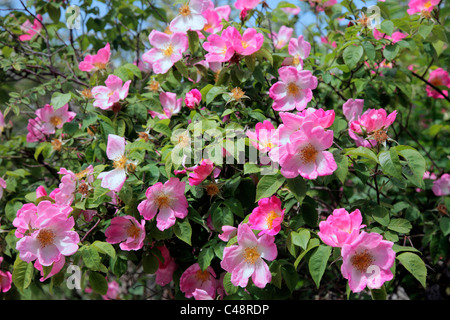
[163,45,174,57]
[155,194,170,208]
[93,62,107,70]
[37,229,55,248]
[350,249,374,273]
[241,41,249,49]
[78,182,89,196]
[292,55,301,67]
[424,1,433,9]
[179,4,191,16]
[266,210,279,229]
[264,141,275,149]
[50,116,63,127]
[243,247,260,264]
[195,269,210,282]
[113,155,127,170]
[81,88,93,99]
[148,80,160,92]
[206,183,220,197]
[127,222,141,239]
[231,87,245,101]
[51,139,62,151]
[300,143,318,164]
[372,129,388,143]
[178,134,190,147]
[287,82,300,96]
[204,23,213,32]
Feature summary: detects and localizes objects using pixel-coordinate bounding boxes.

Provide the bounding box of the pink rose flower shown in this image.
[426,68,450,99]
[102,280,121,300]
[220,223,277,288]
[92,74,131,110]
[248,195,285,236]
[232,28,264,56]
[269,66,318,112]
[105,215,146,251]
[192,288,214,300]
[149,91,182,119]
[78,43,111,72]
[0,257,12,293]
[202,9,224,34]
[276,121,337,180]
[318,208,365,247]
[271,26,293,50]
[407,0,439,15]
[15,201,79,266]
[203,27,238,63]
[169,0,209,33]
[188,159,217,186]
[235,0,260,10]
[341,231,395,293]
[98,134,136,192]
[284,35,312,70]
[281,6,301,15]
[26,118,46,143]
[180,263,217,299]
[19,14,43,41]
[218,225,237,242]
[246,120,278,153]
[34,103,76,136]
[342,98,364,122]
[34,256,65,282]
[0,177,6,200]
[137,177,188,231]
[142,30,188,75]
[432,173,450,196]
[155,245,177,286]
[185,88,202,109]
[349,108,397,148]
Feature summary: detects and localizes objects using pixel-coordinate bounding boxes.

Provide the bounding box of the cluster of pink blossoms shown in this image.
[26,104,76,143]
[318,208,396,293]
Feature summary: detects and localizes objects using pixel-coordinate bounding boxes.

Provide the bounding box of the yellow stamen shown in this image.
[231,87,245,101]
[243,247,260,264]
[266,210,279,229]
[196,269,210,282]
[287,82,300,96]
[113,155,127,170]
[163,45,174,57]
[179,4,191,16]
[350,250,374,273]
[155,194,170,208]
[300,143,318,164]
[93,62,107,70]
[127,222,141,239]
[37,229,55,248]
[50,116,63,127]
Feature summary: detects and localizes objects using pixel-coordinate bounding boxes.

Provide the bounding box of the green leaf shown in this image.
[345,147,378,163]
[394,146,426,188]
[82,246,102,270]
[51,92,72,110]
[224,198,244,218]
[343,45,364,70]
[187,30,199,54]
[89,271,108,295]
[383,43,399,61]
[371,285,387,300]
[380,20,394,35]
[206,86,226,105]
[362,41,376,61]
[301,196,318,228]
[255,173,285,202]
[223,272,238,295]
[92,241,116,259]
[153,121,172,137]
[291,228,310,250]
[122,63,142,79]
[308,245,332,288]
[244,54,256,72]
[173,219,192,245]
[332,149,349,184]
[142,254,159,274]
[440,217,450,236]
[254,47,273,66]
[12,257,34,291]
[174,60,189,78]
[286,176,307,204]
[369,205,390,227]
[281,264,299,293]
[198,247,215,271]
[379,149,403,180]
[388,218,412,234]
[396,253,427,288]
[418,24,434,40]
[294,238,320,269]
[63,122,78,136]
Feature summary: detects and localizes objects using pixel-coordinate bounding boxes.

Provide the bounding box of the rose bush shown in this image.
[0,0,448,301]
